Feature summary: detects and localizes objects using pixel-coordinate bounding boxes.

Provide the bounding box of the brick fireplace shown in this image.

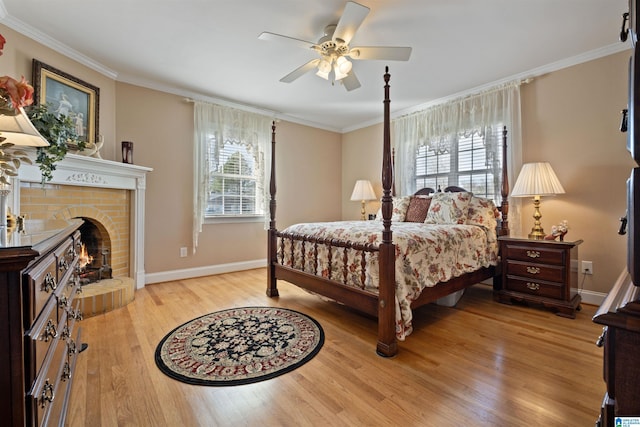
[15,152,152,289]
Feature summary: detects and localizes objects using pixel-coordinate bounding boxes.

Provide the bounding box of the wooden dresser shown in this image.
[593,270,640,427]
[495,236,582,318]
[0,219,84,427]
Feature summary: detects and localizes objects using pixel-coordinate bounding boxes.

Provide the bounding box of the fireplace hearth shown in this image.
[15,153,152,289]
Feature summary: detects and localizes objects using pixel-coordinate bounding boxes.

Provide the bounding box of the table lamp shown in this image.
[350,179,376,220]
[511,162,565,240]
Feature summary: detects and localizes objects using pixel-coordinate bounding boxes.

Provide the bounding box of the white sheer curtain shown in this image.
[193,101,272,253]
[393,81,524,237]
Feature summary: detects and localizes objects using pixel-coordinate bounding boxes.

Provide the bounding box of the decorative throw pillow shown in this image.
[376,196,411,222]
[466,196,499,242]
[425,191,473,224]
[405,196,432,223]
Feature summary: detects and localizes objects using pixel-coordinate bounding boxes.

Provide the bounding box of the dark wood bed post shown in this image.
[377,66,398,357]
[267,121,279,297]
[499,125,510,236]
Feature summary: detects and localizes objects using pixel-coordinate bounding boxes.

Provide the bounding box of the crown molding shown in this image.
[341,42,630,133]
[0,9,118,79]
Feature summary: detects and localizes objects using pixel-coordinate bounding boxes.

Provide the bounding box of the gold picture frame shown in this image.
[32,59,100,144]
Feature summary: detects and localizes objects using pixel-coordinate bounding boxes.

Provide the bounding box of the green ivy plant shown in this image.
[26,103,86,183]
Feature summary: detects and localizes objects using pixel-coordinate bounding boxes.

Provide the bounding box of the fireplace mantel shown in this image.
[15,152,152,289]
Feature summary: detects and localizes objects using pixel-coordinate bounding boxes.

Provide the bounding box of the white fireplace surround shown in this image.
[14,152,152,289]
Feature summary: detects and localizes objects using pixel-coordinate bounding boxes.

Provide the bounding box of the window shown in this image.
[415,126,503,202]
[207,138,262,217]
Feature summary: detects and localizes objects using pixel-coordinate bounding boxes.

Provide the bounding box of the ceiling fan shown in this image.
[258,1,412,91]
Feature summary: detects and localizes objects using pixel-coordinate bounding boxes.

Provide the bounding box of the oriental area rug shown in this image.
[154,306,324,386]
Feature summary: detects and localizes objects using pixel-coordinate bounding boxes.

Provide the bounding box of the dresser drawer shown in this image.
[27,336,73,427]
[25,297,64,389]
[54,237,76,283]
[503,243,566,266]
[23,252,59,329]
[505,260,565,283]
[504,276,563,299]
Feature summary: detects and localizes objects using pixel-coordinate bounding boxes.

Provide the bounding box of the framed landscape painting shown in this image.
[32,59,100,144]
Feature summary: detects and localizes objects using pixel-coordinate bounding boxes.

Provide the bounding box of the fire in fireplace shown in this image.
[78,219,113,285]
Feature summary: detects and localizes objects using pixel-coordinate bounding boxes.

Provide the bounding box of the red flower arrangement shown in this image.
[0,33,34,114]
[0,33,37,185]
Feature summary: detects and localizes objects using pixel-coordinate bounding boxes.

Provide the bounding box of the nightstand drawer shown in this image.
[505,260,565,283]
[505,276,563,299]
[503,243,566,266]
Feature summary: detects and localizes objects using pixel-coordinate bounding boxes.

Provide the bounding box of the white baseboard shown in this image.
[577,289,607,306]
[144,259,267,285]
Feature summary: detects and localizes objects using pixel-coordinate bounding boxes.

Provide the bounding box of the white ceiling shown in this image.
[0,0,629,132]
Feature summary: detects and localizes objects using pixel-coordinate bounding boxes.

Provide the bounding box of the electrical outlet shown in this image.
[180,247,188,257]
[581,260,593,275]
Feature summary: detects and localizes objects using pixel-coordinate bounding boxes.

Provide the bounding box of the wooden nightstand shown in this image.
[495,236,583,318]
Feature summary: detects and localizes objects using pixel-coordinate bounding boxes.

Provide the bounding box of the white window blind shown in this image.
[207,138,261,216]
[414,126,503,202]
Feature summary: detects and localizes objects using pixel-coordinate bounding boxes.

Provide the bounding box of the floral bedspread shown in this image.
[279,221,498,340]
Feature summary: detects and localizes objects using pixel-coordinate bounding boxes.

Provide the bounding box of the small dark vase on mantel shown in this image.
[121,141,133,164]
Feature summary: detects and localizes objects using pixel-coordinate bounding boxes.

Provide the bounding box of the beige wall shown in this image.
[342,51,635,296]
[1,25,118,161]
[519,50,635,294]
[115,83,342,274]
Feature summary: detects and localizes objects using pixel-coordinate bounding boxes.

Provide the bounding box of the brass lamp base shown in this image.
[527,196,545,240]
[527,227,546,240]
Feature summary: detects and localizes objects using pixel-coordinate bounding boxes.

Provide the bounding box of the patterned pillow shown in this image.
[376,196,411,222]
[466,196,499,242]
[425,191,473,224]
[405,196,432,223]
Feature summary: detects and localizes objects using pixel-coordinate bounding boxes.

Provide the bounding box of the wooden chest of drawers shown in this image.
[495,237,582,318]
[593,270,640,427]
[0,219,84,427]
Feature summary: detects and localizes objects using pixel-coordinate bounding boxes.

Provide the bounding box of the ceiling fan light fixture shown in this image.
[316,58,332,80]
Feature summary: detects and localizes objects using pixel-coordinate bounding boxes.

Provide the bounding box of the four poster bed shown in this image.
[267,67,510,357]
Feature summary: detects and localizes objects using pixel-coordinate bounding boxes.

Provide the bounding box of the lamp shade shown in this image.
[0,107,49,147]
[350,180,376,201]
[511,162,565,197]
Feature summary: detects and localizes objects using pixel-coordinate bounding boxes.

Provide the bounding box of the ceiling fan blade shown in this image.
[332,1,370,44]
[280,59,321,83]
[349,46,412,61]
[258,32,317,50]
[341,71,361,91]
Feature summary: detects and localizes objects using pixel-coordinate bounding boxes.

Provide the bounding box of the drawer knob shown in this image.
[62,362,71,381]
[39,380,54,408]
[68,339,77,357]
[596,327,607,348]
[72,309,83,321]
[41,319,58,342]
[526,282,540,291]
[58,296,69,309]
[526,250,541,258]
[526,266,541,274]
[60,325,71,340]
[41,272,57,293]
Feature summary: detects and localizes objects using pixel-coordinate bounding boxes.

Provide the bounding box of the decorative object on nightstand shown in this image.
[495,236,582,318]
[350,179,376,220]
[544,219,569,241]
[511,162,565,240]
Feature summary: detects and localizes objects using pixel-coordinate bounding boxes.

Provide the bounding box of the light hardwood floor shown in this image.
[67,268,604,426]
